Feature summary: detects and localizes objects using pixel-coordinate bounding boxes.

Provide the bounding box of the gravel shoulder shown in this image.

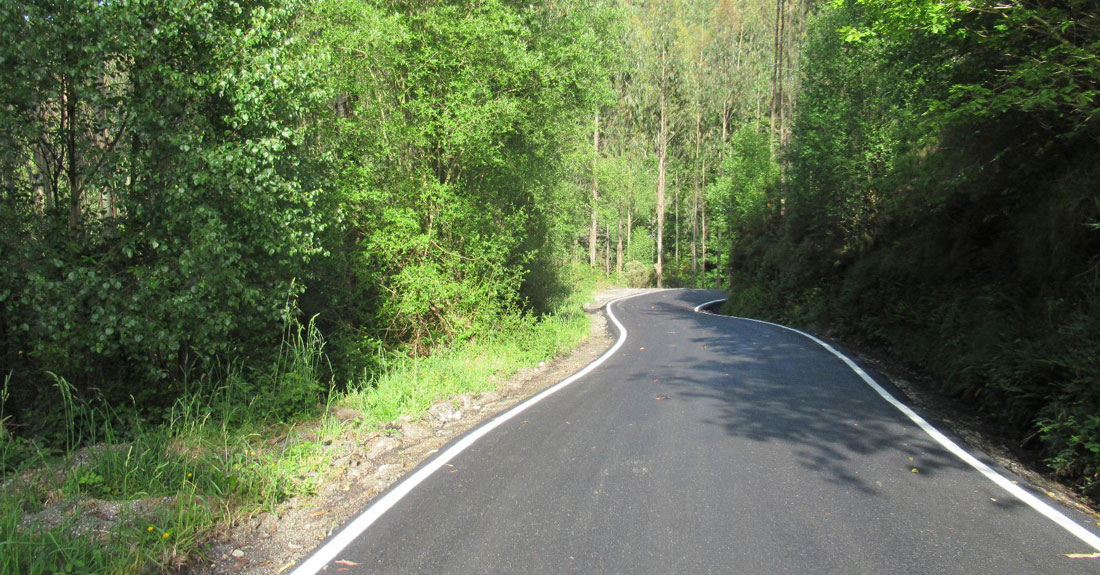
[191,288,650,574]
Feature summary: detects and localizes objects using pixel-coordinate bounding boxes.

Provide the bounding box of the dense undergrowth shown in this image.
[721,1,1100,498]
[0,272,602,575]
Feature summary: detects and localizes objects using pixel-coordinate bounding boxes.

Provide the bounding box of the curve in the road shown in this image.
[694,297,1100,552]
[289,290,661,575]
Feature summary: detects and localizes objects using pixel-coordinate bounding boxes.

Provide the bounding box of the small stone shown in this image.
[400,422,430,442]
[231,549,245,559]
[538,361,546,367]
[375,464,400,480]
[367,436,400,460]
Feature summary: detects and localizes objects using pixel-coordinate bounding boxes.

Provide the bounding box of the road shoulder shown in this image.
[194,288,650,574]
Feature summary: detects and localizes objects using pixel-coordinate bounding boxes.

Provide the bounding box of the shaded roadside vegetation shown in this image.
[721,1,1100,499]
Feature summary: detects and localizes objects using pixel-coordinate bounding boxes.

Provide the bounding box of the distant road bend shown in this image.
[294,289,1100,574]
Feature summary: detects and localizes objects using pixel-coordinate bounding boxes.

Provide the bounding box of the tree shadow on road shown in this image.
[650,291,977,498]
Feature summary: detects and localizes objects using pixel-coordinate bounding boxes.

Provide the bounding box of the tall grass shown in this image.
[341,280,593,426]
[0,313,342,575]
[0,281,600,574]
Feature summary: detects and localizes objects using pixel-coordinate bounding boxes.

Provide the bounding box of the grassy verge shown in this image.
[0,279,601,575]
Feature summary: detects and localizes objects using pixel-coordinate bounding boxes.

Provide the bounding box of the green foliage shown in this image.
[304,0,620,353]
[0,0,624,567]
[1,0,331,437]
[725,0,1100,494]
[342,280,594,426]
[717,127,778,237]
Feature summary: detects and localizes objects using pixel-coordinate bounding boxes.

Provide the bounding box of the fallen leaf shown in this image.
[335,559,362,566]
[1063,552,1100,559]
[911,468,919,473]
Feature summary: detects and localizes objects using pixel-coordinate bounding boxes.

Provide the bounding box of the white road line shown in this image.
[695,297,1100,551]
[693,298,727,313]
[290,290,654,575]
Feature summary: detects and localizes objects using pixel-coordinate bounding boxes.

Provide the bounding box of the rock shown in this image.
[538,361,546,367]
[428,401,462,424]
[400,422,431,443]
[329,406,364,423]
[375,464,402,482]
[231,549,245,559]
[367,436,400,460]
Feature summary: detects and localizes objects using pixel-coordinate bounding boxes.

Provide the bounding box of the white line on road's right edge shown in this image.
[289,290,655,575]
[694,297,1100,551]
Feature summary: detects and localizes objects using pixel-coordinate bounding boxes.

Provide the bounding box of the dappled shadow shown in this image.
[640,290,976,497]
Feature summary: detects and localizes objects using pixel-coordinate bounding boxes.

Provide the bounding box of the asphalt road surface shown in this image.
[296,289,1100,574]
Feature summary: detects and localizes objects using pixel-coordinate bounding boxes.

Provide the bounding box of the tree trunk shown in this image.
[617,199,624,274]
[655,52,668,288]
[691,107,701,289]
[771,0,784,140]
[674,173,679,271]
[715,229,722,289]
[604,224,610,275]
[34,145,50,215]
[589,112,600,267]
[626,185,633,255]
[65,80,81,235]
[701,158,707,289]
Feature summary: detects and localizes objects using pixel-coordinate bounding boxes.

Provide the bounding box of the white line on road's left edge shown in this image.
[289,290,655,575]
[694,297,1100,552]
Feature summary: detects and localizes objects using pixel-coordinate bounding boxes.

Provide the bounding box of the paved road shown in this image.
[299,289,1100,574]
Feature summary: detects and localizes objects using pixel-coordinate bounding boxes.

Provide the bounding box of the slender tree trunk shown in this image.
[604,224,610,274]
[34,145,50,215]
[778,0,788,145]
[701,158,707,289]
[589,112,599,267]
[674,173,679,271]
[690,187,697,289]
[715,229,722,289]
[721,103,729,150]
[691,106,701,289]
[65,80,81,235]
[617,199,624,274]
[655,52,668,288]
[626,183,633,254]
[770,0,784,140]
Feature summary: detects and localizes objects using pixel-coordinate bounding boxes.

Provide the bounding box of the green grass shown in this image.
[341,287,592,425]
[0,279,602,574]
